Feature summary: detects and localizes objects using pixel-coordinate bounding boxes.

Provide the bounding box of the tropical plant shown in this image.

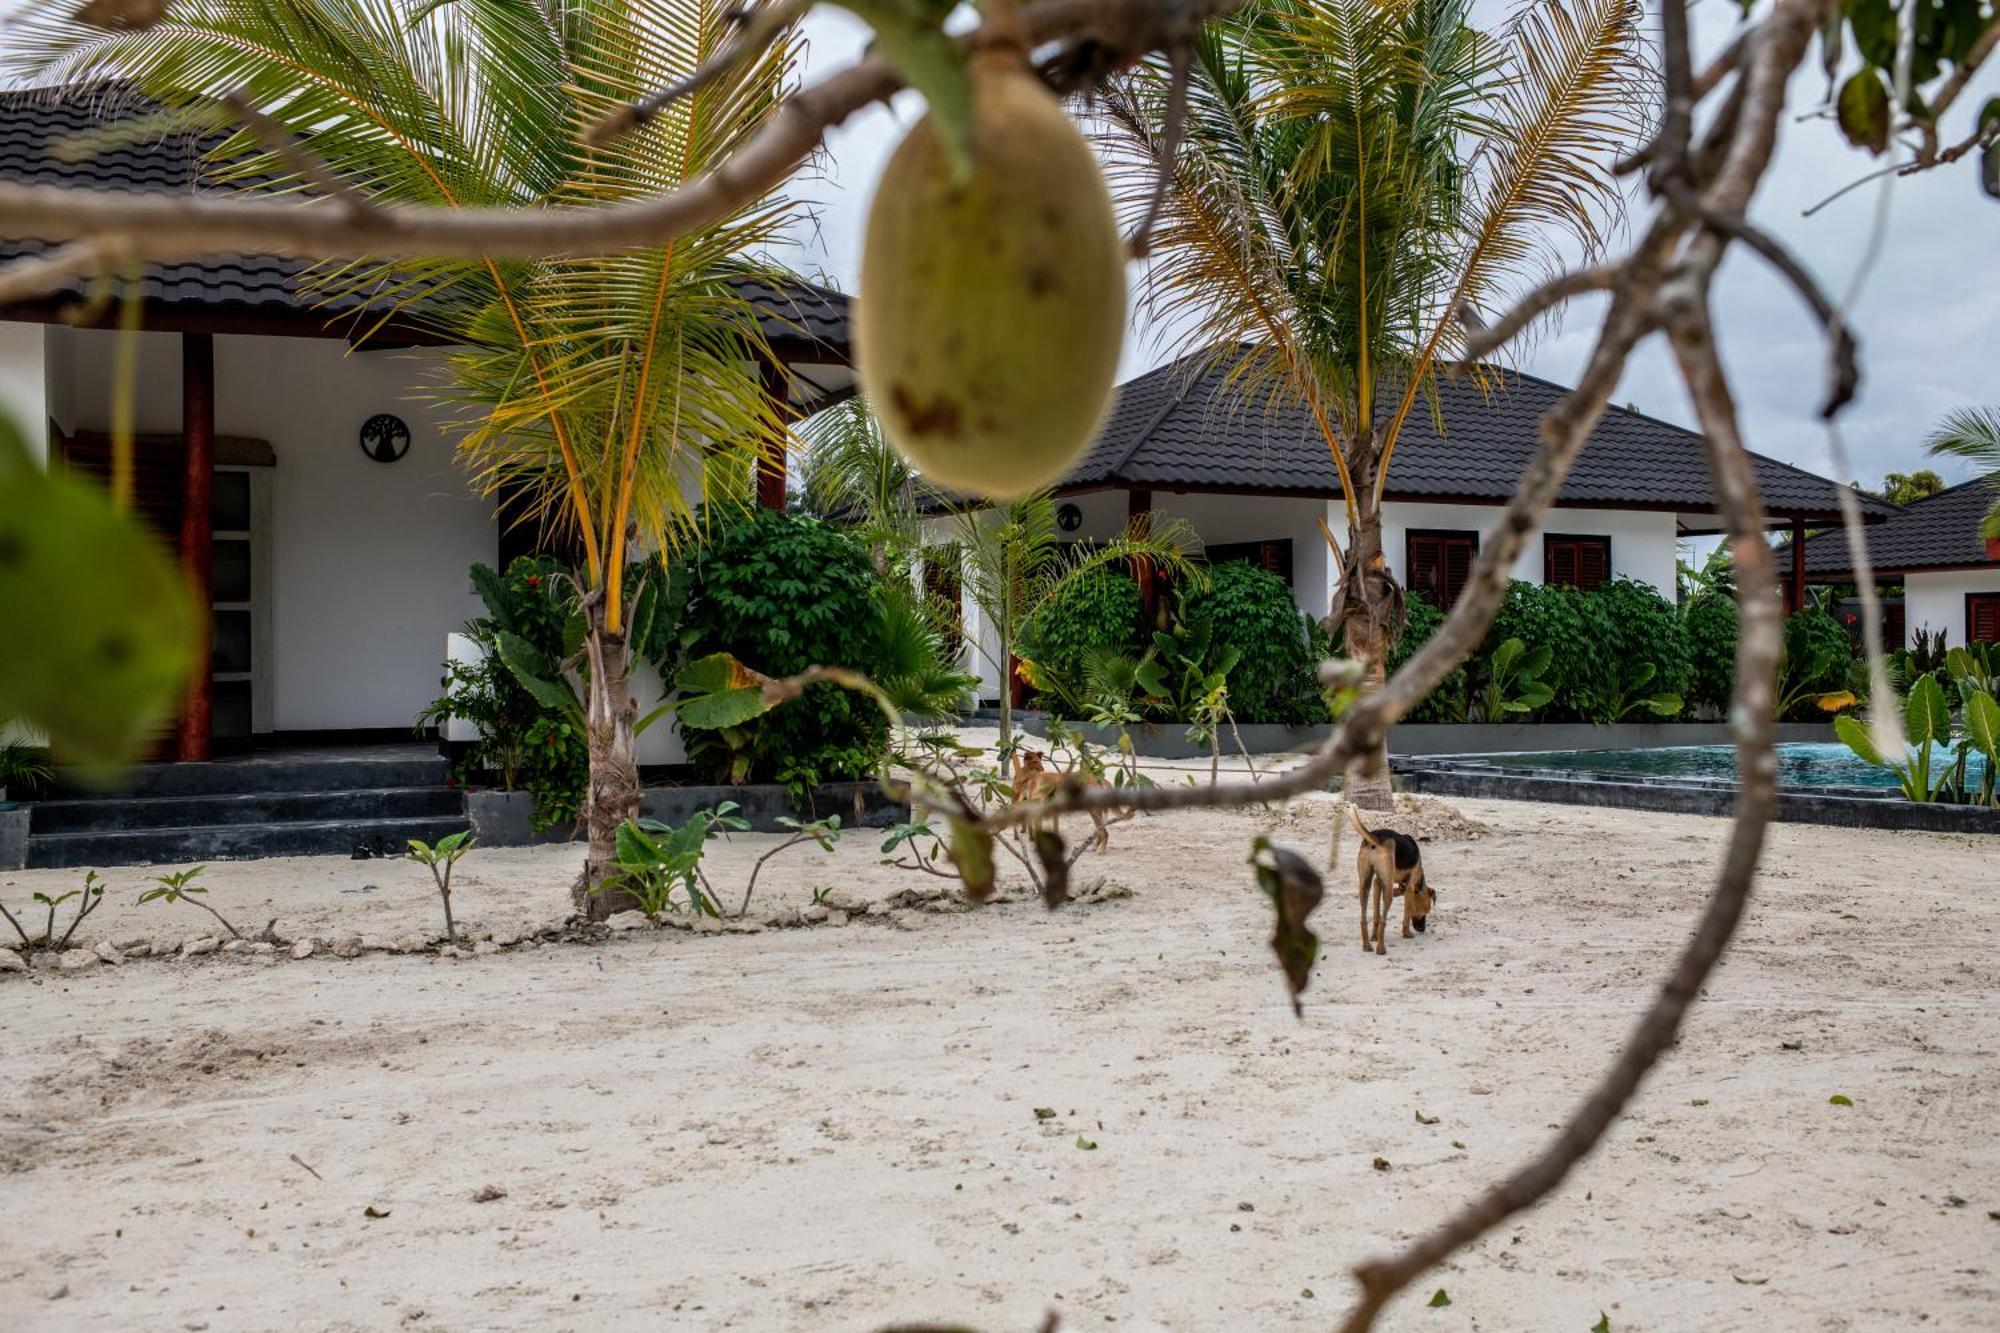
[1585,578,1692,721]
[1925,406,2000,539]
[1473,638,1555,722]
[1684,593,1738,716]
[407,830,476,944]
[1945,641,2000,702]
[1776,607,1857,719]
[0,869,105,953]
[1938,688,2000,808]
[1676,544,1736,603]
[874,581,979,722]
[603,808,738,918]
[950,491,1199,743]
[1871,469,1947,507]
[137,866,242,941]
[798,393,933,572]
[0,728,51,801]
[736,814,842,918]
[1178,561,1323,723]
[1485,581,1611,721]
[1908,624,1951,677]
[1099,0,1644,804]
[1836,673,1955,803]
[21,0,811,915]
[679,508,891,796]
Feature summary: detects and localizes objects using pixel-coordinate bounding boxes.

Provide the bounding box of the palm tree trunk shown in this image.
[574,601,643,920]
[1337,492,1400,812]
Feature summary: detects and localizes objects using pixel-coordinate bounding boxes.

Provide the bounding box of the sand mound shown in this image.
[1257,791,1490,845]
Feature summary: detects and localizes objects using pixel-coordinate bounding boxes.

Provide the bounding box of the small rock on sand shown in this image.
[221,939,251,955]
[604,911,649,933]
[722,919,764,935]
[819,889,868,915]
[290,940,316,961]
[93,941,124,965]
[689,917,723,934]
[801,904,831,925]
[114,935,150,953]
[0,947,26,973]
[392,933,433,954]
[471,1185,507,1203]
[182,936,219,957]
[886,911,922,932]
[473,940,502,957]
[328,933,363,959]
[59,949,98,971]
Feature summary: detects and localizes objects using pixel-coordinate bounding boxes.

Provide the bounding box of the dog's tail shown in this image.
[1346,805,1382,848]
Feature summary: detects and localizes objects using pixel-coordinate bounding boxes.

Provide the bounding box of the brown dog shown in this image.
[1349,807,1437,956]
[1010,748,1111,852]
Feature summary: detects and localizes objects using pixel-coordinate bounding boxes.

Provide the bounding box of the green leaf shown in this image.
[947,819,996,903]
[614,819,665,869]
[1517,681,1556,709]
[1837,68,1891,154]
[1835,712,1886,767]
[1492,637,1523,674]
[832,0,973,176]
[493,630,577,717]
[1905,673,1952,745]
[676,651,761,696]
[1963,690,2000,761]
[1251,837,1324,1018]
[1074,1134,1098,1150]
[676,686,769,731]
[1828,1094,1854,1106]
[1428,1288,1451,1308]
[0,421,198,768]
[1591,1315,1611,1333]
[1642,692,1683,717]
[1519,644,1553,679]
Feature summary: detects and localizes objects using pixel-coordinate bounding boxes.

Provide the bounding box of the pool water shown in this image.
[1494,741,1990,791]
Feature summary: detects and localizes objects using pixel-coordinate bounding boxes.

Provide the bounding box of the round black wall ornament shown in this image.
[359,413,412,464]
[1056,502,1083,533]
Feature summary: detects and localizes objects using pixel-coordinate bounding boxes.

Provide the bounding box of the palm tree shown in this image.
[952,492,1199,745]
[1927,407,2000,538]
[798,394,931,573]
[15,0,805,913]
[1099,0,1644,806]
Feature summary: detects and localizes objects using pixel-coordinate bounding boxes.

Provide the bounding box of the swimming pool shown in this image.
[1494,741,1989,792]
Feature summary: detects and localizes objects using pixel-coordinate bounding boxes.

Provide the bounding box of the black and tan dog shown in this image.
[1348,807,1437,956]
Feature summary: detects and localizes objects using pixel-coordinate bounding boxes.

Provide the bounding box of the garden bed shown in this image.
[466,780,908,847]
[1020,716,1838,760]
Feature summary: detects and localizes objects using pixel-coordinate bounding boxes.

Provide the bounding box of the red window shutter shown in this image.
[1408,536,1442,606]
[1577,539,1609,590]
[1546,541,1575,587]
[1972,595,2000,645]
[1544,536,1610,590]
[1444,538,1473,607]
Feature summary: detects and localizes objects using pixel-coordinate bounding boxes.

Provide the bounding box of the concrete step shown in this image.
[42,755,449,800]
[29,786,463,834]
[26,814,471,870]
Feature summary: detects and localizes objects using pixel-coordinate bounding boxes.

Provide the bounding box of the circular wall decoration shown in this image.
[359,413,412,464]
[1056,502,1083,533]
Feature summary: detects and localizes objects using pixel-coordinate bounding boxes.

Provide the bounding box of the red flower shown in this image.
[525,575,542,588]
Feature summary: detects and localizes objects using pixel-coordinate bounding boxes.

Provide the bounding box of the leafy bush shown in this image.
[1019,567,1143,711]
[1484,581,1609,721]
[1577,578,1691,721]
[1178,561,1323,723]
[1683,593,1737,715]
[680,509,889,794]
[1389,590,1468,723]
[1778,606,1854,718]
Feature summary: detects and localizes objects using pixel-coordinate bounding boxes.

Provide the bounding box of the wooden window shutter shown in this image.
[1544,535,1611,591]
[1409,531,1477,609]
[1971,594,2000,645]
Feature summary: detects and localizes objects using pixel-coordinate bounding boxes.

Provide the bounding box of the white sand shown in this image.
[3,780,1997,1331]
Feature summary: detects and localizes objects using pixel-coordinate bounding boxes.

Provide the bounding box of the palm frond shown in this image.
[1927,405,2000,539]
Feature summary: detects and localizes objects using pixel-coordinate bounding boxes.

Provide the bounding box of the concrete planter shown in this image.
[465,789,575,847]
[0,805,27,871]
[1021,716,1838,760]
[466,781,908,848]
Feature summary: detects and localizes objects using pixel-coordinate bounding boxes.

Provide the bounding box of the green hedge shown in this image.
[1019,567,1143,702]
[1179,561,1323,723]
[680,509,889,793]
[1684,593,1737,714]
[1389,590,1468,723]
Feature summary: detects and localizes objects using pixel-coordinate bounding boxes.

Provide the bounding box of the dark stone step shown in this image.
[26,815,472,870]
[43,756,449,800]
[30,786,465,834]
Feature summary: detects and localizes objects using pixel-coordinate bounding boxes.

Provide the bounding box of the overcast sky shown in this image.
[784,2,2000,494]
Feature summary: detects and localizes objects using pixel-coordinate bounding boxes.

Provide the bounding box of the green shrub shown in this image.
[1484,581,1608,721]
[1684,593,1737,715]
[1579,578,1691,721]
[1019,567,1143,711]
[1779,606,1854,718]
[1389,590,1468,723]
[1179,561,1323,723]
[680,509,888,794]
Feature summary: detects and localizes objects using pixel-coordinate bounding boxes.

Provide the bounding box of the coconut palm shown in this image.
[1099,0,1645,806]
[798,394,933,573]
[13,0,807,913]
[1927,407,2000,538]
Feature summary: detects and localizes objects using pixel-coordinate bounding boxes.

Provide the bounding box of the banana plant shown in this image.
[1938,687,2000,807]
[1474,638,1555,722]
[1945,642,2000,702]
[1600,660,1684,722]
[1836,672,1954,802]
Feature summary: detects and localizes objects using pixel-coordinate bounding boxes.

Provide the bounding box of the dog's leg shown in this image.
[1359,866,1374,952]
[1373,874,1389,956]
[1400,874,1415,938]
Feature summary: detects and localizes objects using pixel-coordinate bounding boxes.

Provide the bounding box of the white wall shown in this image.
[0,321,48,462]
[1905,568,2000,648]
[1378,501,1680,600]
[62,329,496,731]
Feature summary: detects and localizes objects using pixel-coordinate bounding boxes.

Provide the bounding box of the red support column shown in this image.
[176,332,214,762]
[1787,516,1805,615]
[756,360,790,511]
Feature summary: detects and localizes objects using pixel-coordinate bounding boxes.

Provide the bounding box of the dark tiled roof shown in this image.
[1047,347,1893,522]
[1797,477,2000,575]
[0,86,850,350]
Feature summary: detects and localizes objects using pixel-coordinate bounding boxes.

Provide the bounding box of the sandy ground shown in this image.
[2,751,1998,1331]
